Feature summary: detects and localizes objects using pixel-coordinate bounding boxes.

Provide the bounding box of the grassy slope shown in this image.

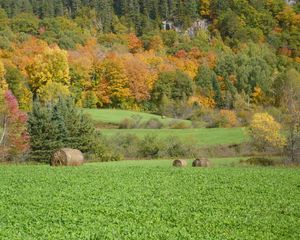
[84,108,190,125]
[101,127,247,146]
[0,161,299,239]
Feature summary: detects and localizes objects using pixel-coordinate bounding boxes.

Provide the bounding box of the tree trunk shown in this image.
[0,116,7,146]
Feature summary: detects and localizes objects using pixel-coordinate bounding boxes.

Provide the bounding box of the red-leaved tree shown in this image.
[0,91,29,161]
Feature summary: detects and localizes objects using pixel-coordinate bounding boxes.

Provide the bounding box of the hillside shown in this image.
[0,0,299,114]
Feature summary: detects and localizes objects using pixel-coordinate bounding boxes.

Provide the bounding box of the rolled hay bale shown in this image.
[51,148,84,166]
[192,157,210,167]
[173,159,187,167]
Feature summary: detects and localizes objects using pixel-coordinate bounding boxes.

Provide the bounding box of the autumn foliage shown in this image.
[0,91,29,161]
[249,113,286,151]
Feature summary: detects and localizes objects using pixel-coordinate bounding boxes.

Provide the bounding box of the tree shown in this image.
[128,33,142,53]
[0,60,8,91]
[0,91,29,161]
[27,100,62,162]
[5,66,33,111]
[122,56,153,102]
[199,0,211,17]
[26,47,70,101]
[152,70,194,105]
[249,112,286,152]
[10,13,39,35]
[94,56,131,108]
[28,97,96,163]
[281,69,300,163]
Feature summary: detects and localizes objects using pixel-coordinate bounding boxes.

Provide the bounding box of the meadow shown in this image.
[85,109,247,146]
[101,128,247,146]
[0,159,299,240]
[84,109,190,126]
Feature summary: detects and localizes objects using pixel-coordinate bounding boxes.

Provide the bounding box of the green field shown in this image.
[84,108,190,125]
[101,127,247,146]
[0,159,299,239]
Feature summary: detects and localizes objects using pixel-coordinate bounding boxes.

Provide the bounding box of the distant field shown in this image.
[84,108,190,126]
[101,127,247,146]
[0,160,299,239]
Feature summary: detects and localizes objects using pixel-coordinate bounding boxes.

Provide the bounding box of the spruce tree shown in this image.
[28,101,63,163]
[28,97,97,163]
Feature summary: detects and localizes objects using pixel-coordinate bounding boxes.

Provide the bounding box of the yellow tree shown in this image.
[122,55,154,102]
[0,60,8,91]
[95,56,131,108]
[199,0,211,17]
[26,47,70,102]
[249,113,286,151]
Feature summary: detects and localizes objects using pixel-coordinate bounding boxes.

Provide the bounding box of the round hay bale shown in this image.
[173,159,187,167]
[192,157,210,167]
[51,148,84,167]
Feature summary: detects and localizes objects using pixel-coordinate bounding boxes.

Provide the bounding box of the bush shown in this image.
[169,120,191,129]
[240,157,276,166]
[108,133,140,159]
[119,115,143,129]
[142,118,164,129]
[161,136,197,158]
[138,135,164,158]
[119,118,136,129]
[217,110,238,128]
[88,141,121,162]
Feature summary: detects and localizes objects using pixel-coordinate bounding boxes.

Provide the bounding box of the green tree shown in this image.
[152,70,194,105]
[28,97,96,163]
[10,13,39,35]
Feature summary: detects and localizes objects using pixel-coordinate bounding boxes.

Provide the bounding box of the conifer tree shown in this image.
[28,97,96,163]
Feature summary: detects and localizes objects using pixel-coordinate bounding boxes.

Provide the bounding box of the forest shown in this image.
[0,0,299,162]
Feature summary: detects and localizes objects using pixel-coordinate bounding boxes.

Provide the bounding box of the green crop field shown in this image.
[101,127,247,146]
[84,108,190,125]
[0,159,299,240]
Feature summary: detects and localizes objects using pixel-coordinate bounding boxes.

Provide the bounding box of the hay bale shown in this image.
[192,157,210,167]
[173,159,187,167]
[51,148,84,166]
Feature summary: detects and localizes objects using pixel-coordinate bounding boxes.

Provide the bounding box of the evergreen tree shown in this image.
[28,97,96,163]
[28,100,63,162]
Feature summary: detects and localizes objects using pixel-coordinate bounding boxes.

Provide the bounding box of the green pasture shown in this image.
[0,159,299,239]
[101,127,247,146]
[84,108,190,125]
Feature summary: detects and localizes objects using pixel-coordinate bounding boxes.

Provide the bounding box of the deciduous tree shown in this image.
[0,91,29,161]
[249,112,286,152]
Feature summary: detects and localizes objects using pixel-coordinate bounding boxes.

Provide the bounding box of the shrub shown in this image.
[143,118,164,129]
[240,157,276,166]
[162,136,197,158]
[138,135,163,158]
[169,120,191,129]
[119,118,136,129]
[217,110,238,128]
[236,109,253,126]
[108,133,140,159]
[88,134,121,162]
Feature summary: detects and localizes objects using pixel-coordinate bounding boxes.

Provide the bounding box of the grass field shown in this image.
[0,159,299,239]
[101,127,247,146]
[84,108,190,125]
